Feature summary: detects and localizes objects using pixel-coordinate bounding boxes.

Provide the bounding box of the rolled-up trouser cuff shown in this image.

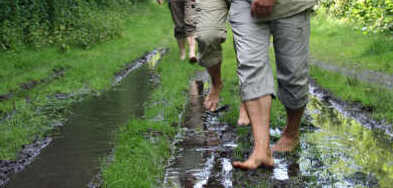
[241,84,276,101]
[278,83,309,110]
[196,0,228,68]
[196,29,225,68]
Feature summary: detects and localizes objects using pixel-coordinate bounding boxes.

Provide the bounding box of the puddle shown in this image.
[4,62,153,188]
[164,71,392,187]
[163,72,237,188]
[233,96,392,187]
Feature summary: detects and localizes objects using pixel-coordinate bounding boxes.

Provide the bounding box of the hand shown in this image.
[157,0,164,5]
[251,0,276,18]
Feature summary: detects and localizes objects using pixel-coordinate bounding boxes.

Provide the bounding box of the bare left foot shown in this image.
[204,82,222,111]
[271,133,299,152]
[232,147,274,170]
[238,103,250,126]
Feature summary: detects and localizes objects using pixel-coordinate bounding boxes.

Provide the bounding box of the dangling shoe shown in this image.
[189,56,197,64]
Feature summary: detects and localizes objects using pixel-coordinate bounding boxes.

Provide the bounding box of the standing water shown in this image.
[6,64,152,188]
[164,71,392,187]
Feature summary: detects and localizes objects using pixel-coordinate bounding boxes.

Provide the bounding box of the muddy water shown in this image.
[6,65,152,188]
[164,71,392,187]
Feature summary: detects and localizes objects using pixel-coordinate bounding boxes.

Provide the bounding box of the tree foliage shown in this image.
[0,0,143,50]
[318,0,393,34]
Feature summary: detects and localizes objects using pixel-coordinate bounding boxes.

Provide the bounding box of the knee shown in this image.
[196,30,226,47]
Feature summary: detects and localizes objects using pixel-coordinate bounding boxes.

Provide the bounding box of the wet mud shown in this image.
[0,49,167,188]
[310,58,393,89]
[310,79,393,137]
[0,67,66,103]
[0,138,52,187]
[163,71,392,187]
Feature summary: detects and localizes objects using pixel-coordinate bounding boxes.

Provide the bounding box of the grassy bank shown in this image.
[310,11,393,74]
[0,3,175,160]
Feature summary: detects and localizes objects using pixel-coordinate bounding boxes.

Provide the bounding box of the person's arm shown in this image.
[251,0,276,17]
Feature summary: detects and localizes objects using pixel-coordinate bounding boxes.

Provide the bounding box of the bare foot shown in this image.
[271,132,299,152]
[238,103,250,126]
[232,148,274,170]
[204,83,222,111]
[180,52,186,61]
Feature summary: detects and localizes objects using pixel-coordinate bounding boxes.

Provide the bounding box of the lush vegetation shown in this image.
[318,0,393,34]
[0,0,147,50]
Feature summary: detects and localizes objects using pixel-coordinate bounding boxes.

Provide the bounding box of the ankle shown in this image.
[282,127,299,138]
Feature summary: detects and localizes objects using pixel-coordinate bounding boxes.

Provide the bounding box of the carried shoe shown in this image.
[189,56,197,64]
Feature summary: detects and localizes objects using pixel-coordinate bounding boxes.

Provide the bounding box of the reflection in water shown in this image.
[233,96,392,187]
[7,66,152,188]
[163,74,237,188]
[302,96,393,187]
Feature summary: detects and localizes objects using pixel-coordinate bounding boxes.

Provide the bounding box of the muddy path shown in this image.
[163,71,392,187]
[0,49,166,188]
[310,58,393,89]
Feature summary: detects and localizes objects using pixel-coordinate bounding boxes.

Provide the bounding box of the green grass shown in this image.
[0,2,177,160]
[310,11,393,74]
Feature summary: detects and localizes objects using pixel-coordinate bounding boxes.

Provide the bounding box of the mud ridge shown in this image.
[0,138,52,187]
[0,48,168,187]
[310,58,393,89]
[309,79,393,138]
[0,67,66,103]
[113,48,168,86]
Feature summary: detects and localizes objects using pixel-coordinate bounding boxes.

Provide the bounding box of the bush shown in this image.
[0,0,141,51]
[318,0,393,34]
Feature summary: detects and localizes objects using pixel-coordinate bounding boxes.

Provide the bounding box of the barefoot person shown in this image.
[195,0,259,127]
[195,0,231,111]
[158,0,197,62]
[230,0,316,169]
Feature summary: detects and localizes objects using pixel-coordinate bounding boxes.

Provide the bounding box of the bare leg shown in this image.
[271,106,305,152]
[233,95,274,169]
[187,36,196,61]
[238,102,250,126]
[177,38,186,60]
[204,63,223,111]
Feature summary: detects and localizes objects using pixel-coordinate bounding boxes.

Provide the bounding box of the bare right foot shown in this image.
[271,133,299,153]
[232,147,274,170]
[238,102,250,126]
[204,82,222,111]
[272,127,299,152]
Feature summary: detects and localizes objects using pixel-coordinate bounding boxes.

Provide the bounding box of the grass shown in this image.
[102,32,197,187]
[0,2,176,160]
[310,11,393,74]
[309,65,393,123]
